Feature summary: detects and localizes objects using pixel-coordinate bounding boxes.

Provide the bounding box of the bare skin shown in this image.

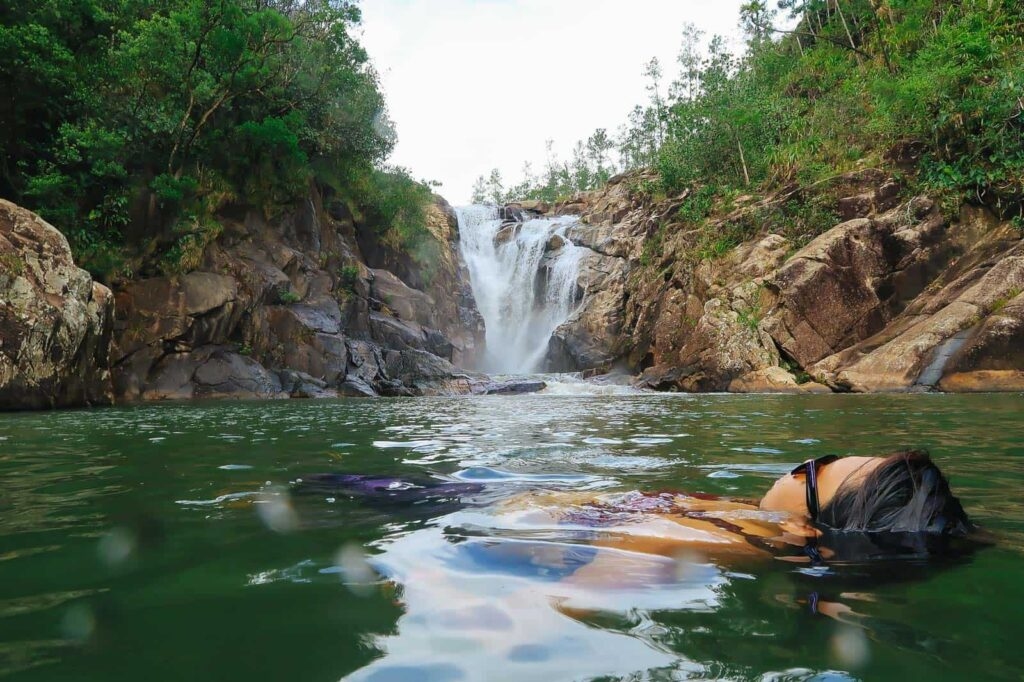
[491,456,890,589]
[476,458,892,633]
[759,456,885,517]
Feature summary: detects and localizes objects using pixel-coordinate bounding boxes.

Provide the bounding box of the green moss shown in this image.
[337,265,360,292]
[1011,215,1024,236]
[278,289,301,304]
[0,252,25,277]
[991,287,1022,314]
[781,358,812,385]
[737,308,760,333]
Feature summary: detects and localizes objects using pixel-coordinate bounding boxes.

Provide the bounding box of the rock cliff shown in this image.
[533,170,1024,392]
[111,188,490,401]
[0,185,543,410]
[6,165,1021,405]
[0,200,113,409]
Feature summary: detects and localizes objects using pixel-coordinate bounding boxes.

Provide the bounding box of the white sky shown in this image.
[359,1,748,205]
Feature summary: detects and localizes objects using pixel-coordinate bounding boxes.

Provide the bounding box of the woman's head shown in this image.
[760,450,973,536]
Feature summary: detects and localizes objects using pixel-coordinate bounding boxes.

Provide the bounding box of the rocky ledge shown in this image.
[526,170,1024,393]
[1,190,547,410]
[109,189,521,402]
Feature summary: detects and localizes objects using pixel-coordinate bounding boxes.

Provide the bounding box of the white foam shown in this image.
[456,205,586,373]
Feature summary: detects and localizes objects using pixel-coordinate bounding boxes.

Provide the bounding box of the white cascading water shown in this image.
[456,205,586,374]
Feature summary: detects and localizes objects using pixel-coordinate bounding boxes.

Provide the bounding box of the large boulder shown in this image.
[547,248,628,372]
[810,212,1023,391]
[114,271,241,355]
[112,270,250,401]
[0,200,113,409]
[277,369,339,399]
[370,269,437,328]
[675,297,781,391]
[762,217,898,368]
[142,346,285,400]
[727,367,832,394]
[939,292,1024,391]
[248,303,349,387]
[383,348,463,395]
[382,348,547,396]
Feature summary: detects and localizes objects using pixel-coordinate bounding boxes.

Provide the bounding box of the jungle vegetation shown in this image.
[0,0,433,281]
[473,0,1023,225]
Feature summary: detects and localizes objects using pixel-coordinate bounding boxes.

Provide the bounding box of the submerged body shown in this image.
[346,451,978,681]
[310,450,975,571]
[496,489,803,559]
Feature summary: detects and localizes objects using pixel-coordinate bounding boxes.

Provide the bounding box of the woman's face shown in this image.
[759,456,885,516]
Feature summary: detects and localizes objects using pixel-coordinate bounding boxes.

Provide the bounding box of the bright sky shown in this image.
[359,1,748,205]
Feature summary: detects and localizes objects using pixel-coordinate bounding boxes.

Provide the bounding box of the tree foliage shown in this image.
[0,0,428,280]
[477,0,1024,221]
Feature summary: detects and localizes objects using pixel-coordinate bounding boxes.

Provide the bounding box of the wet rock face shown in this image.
[0,200,113,409]
[762,218,893,367]
[141,346,285,401]
[352,196,484,368]
[110,191,486,401]
[547,248,629,373]
[809,212,1024,392]
[536,170,1024,393]
[939,292,1024,391]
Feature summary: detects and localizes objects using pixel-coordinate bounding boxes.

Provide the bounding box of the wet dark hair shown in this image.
[818,450,973,536]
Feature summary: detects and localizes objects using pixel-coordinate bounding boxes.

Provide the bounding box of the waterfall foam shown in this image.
[456,205,585,373]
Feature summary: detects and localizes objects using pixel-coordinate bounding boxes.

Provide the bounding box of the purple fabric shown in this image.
[561,491,679,527]
[294,474,484,504]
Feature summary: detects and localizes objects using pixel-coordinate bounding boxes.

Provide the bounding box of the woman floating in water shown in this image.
[337,451,977,681]
[301,448,974,566]
[506,449,973,566]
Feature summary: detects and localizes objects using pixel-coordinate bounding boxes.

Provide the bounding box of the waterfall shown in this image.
[456,205,585,374]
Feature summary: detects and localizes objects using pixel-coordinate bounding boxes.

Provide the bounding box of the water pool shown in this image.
[0,392,1021,680]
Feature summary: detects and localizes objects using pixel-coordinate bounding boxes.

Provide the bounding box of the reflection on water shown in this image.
[0,393,1021,681]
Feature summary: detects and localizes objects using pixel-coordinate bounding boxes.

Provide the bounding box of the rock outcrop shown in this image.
[806,209,1024,392]
[938,292,1024,391]
[0,200,114,409]
[8,159,1021,404]
[109,189,494,401]
[531,170,1024,393]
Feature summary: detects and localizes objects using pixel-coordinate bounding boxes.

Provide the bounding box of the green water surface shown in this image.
[0,392,1022,681]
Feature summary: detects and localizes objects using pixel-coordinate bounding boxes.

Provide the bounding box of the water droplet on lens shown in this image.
[832,625,870,668]
[256,487,299,533]
[673,549,706,581]
[98,527,135,566]
[61,604,96,643]
[334,544,377,597]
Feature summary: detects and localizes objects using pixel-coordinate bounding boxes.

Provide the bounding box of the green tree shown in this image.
[1,0,406,281]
